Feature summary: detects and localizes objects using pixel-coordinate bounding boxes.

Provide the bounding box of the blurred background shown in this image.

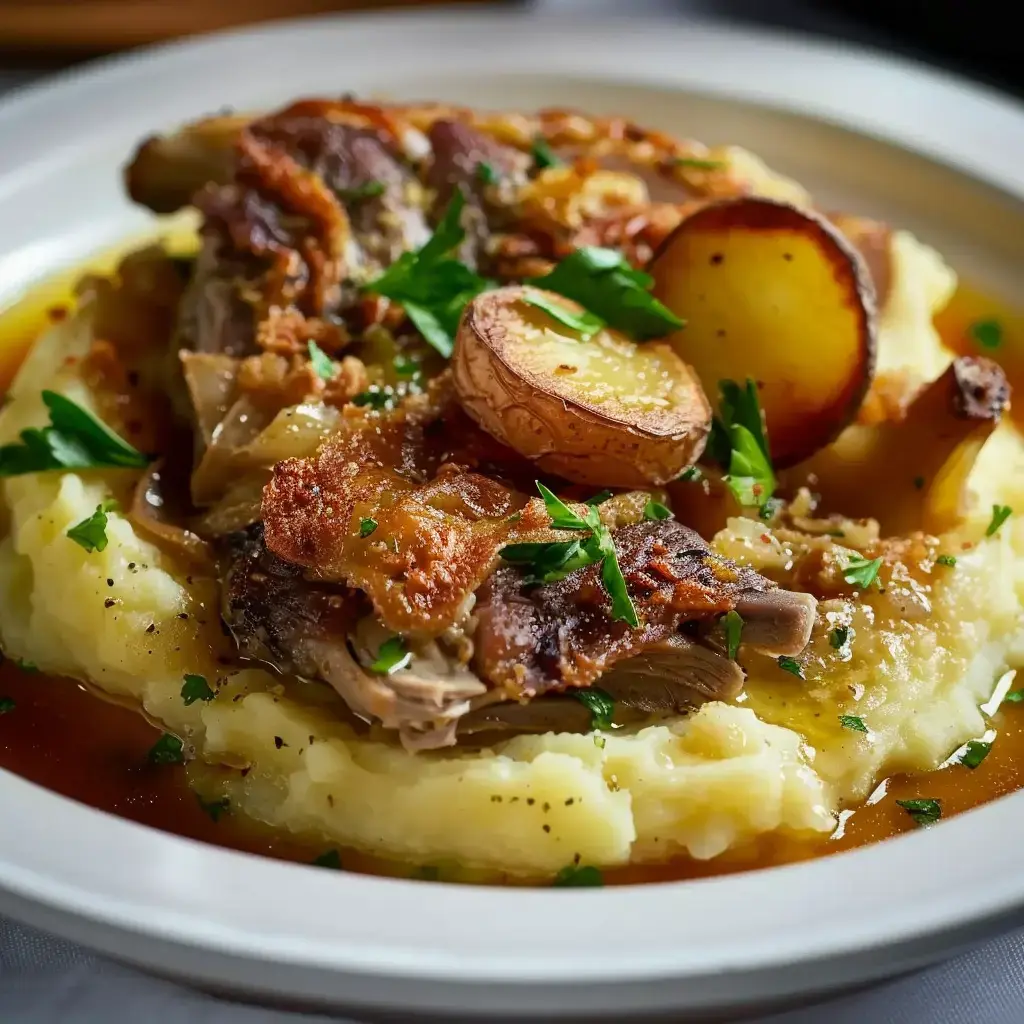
[0,0,1018,100]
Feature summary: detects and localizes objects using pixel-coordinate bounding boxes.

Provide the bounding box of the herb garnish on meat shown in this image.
[528,247,684,341]
[307,341,335,381]
[0,391,149,477]
[573,687,615,730]
[499,482,639,627]
[370,636,412,675]
[66,500,119,554]
[643,499,672,521]
[359,517,378,538]
[722,610,743,660]
[530,137,563,170]
[365,190,491,358]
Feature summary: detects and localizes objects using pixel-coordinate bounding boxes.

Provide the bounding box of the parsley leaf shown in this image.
[181,673,215,706]
[364,190,491,357]
[359,517,378,538]
[959,739,992,769]
[839,714,867,733]
[896,798,941,827]
[196,795,230,822]
[351,388,396,410]
[987,504,1012,537]
[148,733,184,765]
[499,482,638,626]
[307,340,335,381]
[0,696,14,715]
[392,355,420,379]
[312,849,343,870]
[673,157,725,171]
[643,499,673,521]
[843,555,883,589]
[1005,689,1024,704]
[573,687,615,730]
[531,136,563,170]
[522,290,604,340]
[585,489,613,506]
[722,609,743,660]
[66,499,118,554]
[830,626,850,649]
[777,656,804,679]
[552,864,604,887]
[370,636,412,675]
[476,161,497,185]
[710,380,776,509]
[528,247,683,341]
[969,318,1002,351]
[338,180,385,202]
[0,391,149,477]
[677,466,703,483]
[935,554,957,568]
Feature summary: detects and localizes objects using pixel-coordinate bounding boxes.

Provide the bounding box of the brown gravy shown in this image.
[1,270,1023,886]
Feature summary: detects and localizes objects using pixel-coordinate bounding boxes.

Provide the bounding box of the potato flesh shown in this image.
[453,287,710,487]
[651,199,875,467]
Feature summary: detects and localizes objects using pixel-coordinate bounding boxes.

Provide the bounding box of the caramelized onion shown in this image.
[130,460,214,566]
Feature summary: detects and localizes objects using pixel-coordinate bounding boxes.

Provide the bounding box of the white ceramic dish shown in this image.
[1,10,1024,1019]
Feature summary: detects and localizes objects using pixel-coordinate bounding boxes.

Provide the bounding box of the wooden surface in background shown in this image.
[0,0,485,51]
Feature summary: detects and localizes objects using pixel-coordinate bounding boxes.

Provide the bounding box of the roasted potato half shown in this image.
[453,286,711,487]
[649,197,877,467]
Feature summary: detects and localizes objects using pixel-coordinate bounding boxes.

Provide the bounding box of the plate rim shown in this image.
[1,9,1024,1014]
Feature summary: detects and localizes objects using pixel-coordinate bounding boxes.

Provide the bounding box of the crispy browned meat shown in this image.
[473,520,815,697]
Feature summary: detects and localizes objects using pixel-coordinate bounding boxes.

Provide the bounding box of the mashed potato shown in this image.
[1,230,1022,878]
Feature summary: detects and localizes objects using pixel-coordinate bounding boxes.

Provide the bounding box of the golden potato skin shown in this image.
[650,197,878,468]
[453,286,711,487]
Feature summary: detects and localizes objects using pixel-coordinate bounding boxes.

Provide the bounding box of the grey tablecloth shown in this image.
[3,1,1023,1020]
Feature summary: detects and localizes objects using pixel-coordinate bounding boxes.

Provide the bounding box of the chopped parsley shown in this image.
[528,247,683,341]
[337,180,385,202]
[986,504,1012,537]
[499,482,639,626]
[672,157,725,170]
[708,379,776,509]
[307,340,335,381]
[777,656,804,679]
[0,391,150,477]
[148,733,184,765]
[829,626,850,649]
[364,190,492,358]
[0,697,14,715]
[312,849,343,870]
[522,290,604,340]
[359,517,378,538]
[643,499,673,521]
[196,795,230,822]
[66,499,118,554]
[531,136,563,170]
[180,673,215,706]
[585,490,613,506]
[935,554,957,568]
[552,864,604,887]
[370,636,412,675]
[843,555,883,589]
[351,388,395,411]
[1004,689,1024,704]
[896,798,942,827]
[677,466,703,483]
[959,740,992,769]
[839,714,867,733]
[573,687,615,730]
[722,609,743,660]
[759,497,785,521]
[476,161,497,185]
[969,318,1003,351]
[392,355,420,379]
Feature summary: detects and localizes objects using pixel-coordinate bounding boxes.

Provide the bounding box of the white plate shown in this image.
[1,10,1024,1019]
